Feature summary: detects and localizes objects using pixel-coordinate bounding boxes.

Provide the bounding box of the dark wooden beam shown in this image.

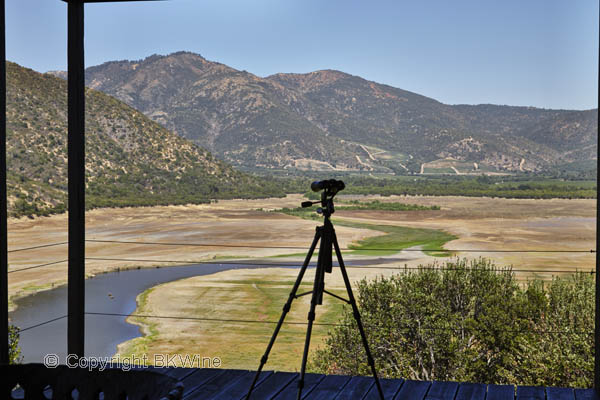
[67,0,85,358]
[0,0,7,366]
[596,2,600,390]
[62,0,166,361]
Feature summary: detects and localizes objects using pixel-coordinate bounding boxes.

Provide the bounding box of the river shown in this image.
[9,256,408,363]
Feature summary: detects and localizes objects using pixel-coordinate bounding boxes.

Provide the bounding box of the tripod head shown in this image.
[301,179,345,219]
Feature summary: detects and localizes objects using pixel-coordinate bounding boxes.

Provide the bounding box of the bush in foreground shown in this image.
[311,258,593,387]
[9,324,22,364]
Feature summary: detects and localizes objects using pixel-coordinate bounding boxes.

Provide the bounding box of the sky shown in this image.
[6,0,599,110]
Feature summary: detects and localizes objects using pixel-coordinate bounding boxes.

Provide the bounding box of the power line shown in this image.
[16,315,67,333]
[84,312,340,327]
[4,238,593,266]
[3,255,593,275]
[8,259,68,274]
[85,257,299,266]
[5,236,595,256]
[13,312,594,337]
[8,241,68,253]
[347,266,595,274]
[6,239,593,254]
[84,257,595,274]
[86,239,312,250]
[83,312,594,336]
[85,239,595,254]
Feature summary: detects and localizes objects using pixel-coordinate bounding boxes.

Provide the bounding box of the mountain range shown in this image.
[69,51,597,174]
[7,62,282,217]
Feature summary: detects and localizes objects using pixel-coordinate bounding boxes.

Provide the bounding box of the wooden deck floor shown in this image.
[157,368,598,400]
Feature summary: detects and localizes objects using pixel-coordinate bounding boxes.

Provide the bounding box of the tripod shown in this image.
[246,184,385,400]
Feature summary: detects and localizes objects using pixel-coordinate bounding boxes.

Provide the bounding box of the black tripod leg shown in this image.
[333,234,386,400]
[245,228,321,400]
[296,260,324,400]
[316,233,329,305]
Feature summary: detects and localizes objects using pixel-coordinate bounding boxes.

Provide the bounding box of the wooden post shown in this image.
[67,0,85,358]
[0,0,8,366]
[62,0,163,360]
[596,2,600,390]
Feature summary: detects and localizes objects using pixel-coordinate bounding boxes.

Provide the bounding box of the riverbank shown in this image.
[6,194,381,310]
[116,262,426,370]
[11,262,306,362]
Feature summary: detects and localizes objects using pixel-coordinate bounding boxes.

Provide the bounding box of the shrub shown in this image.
[311,258,594,387]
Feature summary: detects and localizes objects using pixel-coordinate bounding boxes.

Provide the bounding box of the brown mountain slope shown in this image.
[79,51,597,173]
[85,52,361,171]
[7,61,283,217]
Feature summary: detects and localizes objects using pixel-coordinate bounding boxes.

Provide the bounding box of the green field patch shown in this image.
[118,287,159,359]
[335,220,456,257]
[423,167,456,174]
[271,252,311,258]
[337,199,440,211]
[275,207,456,257]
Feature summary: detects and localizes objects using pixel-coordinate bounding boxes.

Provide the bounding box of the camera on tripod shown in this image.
[310,179,345,194]
[246,179,384,400]
[301,179,345,214]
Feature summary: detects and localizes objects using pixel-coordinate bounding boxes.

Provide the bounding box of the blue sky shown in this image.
[6,0,599,110]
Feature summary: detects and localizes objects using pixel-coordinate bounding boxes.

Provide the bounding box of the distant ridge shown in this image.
[58,51,596,174]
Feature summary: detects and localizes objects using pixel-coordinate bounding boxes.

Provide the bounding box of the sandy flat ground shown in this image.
[335,195,595,279]
[117,267,382,370]
[7,194,380,305]
[8,193,596,369]
[7,194,595,305]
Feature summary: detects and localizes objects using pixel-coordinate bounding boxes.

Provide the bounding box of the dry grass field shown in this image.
[107,194,595,370]
[7,194,596,369]
[336,195,595,279]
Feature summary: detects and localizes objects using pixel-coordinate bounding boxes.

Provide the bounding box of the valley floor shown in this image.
[6,194,379,309]
[6,194,595,370]
[7,193,594,303]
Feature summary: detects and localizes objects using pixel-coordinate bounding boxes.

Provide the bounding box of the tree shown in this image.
[310,258,594,387]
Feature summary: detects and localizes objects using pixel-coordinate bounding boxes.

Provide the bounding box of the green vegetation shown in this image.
[85,171,285,210]
[276,206,456,256]
[547,159,597,181]
[337,199,440,211]
[345,175,596,199]
[311,258,594,388]
[272,174,596,200]
[9,325,22,364]
[340,221,456,257]
[118,288,159,358]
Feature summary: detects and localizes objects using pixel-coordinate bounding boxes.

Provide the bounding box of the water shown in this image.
[9,256,409,363]
[10,263,280,363]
